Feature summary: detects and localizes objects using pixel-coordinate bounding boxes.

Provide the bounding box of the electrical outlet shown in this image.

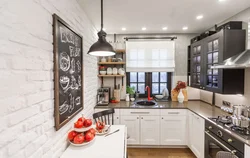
[222,100,231,107]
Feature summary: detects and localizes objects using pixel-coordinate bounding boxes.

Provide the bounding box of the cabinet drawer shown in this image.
[160,109,187,116]
[120,109,160,116]
[94,108,120,116]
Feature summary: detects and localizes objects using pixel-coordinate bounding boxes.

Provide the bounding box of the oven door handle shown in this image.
[205,131,237,155]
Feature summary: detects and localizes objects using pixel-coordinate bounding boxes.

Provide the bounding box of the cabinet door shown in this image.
[114,115,120,125]
[160,115,187,145]
[203,31,223,93]
[190,41,204,89]
[189,112,205,158]
[140,116,160,145]
[245,144,250,158]
[120,115,140,145]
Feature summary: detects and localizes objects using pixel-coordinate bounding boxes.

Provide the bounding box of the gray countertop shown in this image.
[95,100,229,118]
[95,100,250,146]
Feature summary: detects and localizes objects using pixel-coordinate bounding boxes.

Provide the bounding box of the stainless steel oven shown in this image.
[205,120,244,158]
[205,130,243,158]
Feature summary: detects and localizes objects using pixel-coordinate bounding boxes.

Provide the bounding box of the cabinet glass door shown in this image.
[206,39,219,88]
[191,45,201,86]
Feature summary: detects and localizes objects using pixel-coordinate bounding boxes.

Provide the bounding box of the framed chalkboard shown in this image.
[53,14,84,131]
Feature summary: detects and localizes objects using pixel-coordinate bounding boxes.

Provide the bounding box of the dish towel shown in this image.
[216,151,238,158]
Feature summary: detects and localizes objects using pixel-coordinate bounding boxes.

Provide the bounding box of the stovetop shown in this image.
[208,116,250,140]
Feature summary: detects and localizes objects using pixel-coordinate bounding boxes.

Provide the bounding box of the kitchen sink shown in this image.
[135,100,157,106]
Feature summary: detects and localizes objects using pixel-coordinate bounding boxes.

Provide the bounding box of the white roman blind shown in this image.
[126,40,175,72]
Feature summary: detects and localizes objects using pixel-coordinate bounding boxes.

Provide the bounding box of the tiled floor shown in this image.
[127,148,196,158]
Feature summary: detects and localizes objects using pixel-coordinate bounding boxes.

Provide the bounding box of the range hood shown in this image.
[211,49,250,69]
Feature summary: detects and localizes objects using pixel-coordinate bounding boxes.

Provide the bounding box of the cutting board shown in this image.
[171,89,188,102]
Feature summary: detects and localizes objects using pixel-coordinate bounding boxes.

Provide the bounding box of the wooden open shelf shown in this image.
[98,62,126,65]
[98,75,125,77]
[115,49,126,53]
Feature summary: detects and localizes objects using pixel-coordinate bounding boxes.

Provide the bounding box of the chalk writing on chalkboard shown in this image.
[53,14,83,131]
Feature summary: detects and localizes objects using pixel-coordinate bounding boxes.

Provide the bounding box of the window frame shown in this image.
[126,72,172,98]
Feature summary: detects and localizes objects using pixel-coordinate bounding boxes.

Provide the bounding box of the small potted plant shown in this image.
[126,86,136,99]
[99,66,107,75]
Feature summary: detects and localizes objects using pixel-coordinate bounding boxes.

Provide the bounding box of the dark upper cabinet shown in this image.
[190,40,204,89]
[190,29,246,94]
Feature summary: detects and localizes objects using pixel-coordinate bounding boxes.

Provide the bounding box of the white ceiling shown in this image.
[78,0,250,34]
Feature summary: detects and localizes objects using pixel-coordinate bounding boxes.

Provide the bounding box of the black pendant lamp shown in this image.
[88,0,115,56]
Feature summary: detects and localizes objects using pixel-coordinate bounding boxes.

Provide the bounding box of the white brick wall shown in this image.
[0,0,98,157]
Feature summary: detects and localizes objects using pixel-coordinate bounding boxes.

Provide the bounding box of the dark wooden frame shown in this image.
[53,14,84,131]
[126,72,172,97]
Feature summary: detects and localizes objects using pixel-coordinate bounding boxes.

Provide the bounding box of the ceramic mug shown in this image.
[113,67,118,75]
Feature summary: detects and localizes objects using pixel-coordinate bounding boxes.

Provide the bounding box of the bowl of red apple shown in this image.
[68,116,96,146]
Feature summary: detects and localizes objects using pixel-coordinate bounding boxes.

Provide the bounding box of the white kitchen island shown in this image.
[61,125,127,158]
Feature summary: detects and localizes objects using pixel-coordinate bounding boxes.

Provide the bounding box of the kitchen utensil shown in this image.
[104,129,120,137]
[118,68,125,75]
[231,115,250,128]
[233,105,246,117]
[97,87,111,106]
[162,88,169,97]
[125,94,130,102]
[112,67,118,75]
[104,125,111,132]
[73,126,92,133]
[101,57,106,62]
[108,56,112,62]
[96,125,111,135]
[243,106,250,118]
[155,95,164,99]
[114,87,120,102]
[99,71,106,75]
[130,98,135,102]
[117,58,123,62]
[107,67,112,75]
[69,136,95,147]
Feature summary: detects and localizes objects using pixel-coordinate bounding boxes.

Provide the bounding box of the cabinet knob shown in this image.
[162,117,164,119]
[228,139,233,143]
[209,126,212,129]
[117,117,119,119]
[141,117,143,119]
[137,117,139,119]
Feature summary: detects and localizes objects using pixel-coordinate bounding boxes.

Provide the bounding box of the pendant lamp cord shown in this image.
[101,0,103,30]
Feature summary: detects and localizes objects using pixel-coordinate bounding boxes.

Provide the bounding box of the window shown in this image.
[127,72,172,97]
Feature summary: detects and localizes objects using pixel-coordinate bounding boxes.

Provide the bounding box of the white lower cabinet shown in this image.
[160,115,187,145]
[120,115,160,145]
[188,111,205,158]
[94,107,206,151]
[120,115,140,145]
[245,144,250,158]
[140,116,160,145]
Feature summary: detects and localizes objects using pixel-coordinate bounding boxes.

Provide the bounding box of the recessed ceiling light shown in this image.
[182,26,188,30]
[218,0,226,2]
[196,15,203,20]
[142,27,147,31]
[162,27,168,30]
[122,27,126,31]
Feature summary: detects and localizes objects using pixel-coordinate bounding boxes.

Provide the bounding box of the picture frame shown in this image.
[53,14,84,131]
